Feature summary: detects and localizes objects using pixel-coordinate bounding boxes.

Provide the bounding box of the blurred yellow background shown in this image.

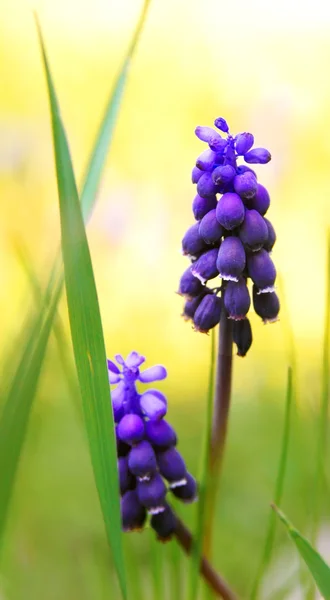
[1,0,330,405]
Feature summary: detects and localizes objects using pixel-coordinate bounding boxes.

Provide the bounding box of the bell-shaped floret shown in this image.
[247,249,276,293]
[193,294,222,333]
[233,318,253,357]
[224,278,251,321]
[157,447,187,488]
[216,236,246,282]
[121,490,146,532]
[216,193,245,230]
[128,441,157,480]
[239,209,268,252]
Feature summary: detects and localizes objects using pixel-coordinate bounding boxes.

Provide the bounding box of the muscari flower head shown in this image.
[108,351,197,541]
[178,117,280,355]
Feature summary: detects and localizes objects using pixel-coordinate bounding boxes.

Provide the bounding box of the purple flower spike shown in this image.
[263,218,276,252]
[235,132,254,155]
[139,365,167,383]
[247,183,270,215]
[145,419,177,449]
[247,249,276,293]
[253,286,280,323]
[192,165,203,184]
[224,278,251,321]
[195,125,226,152]
[233,171,258,200]
[128,440,157,480]
[191,248,219,284]
[196,148,217,171]
[193,294,221,333]
[216,192,245,230]
[121,490,146,532]
[111,381,126,422]
[151,504,177,541]
[171,473,198,503]
[244,148,271,164]
[157,447,187,488]
[197,172,220,199]
[117,414,145,445]
[214,117,229,133]
[212,164,236,185]
[137,473,167,514]
[182,223,206,257]
[140,389,167,420]
[178,267,204,298]
[118,456,134,495]
[233,318,253,357]
[239,209,268,252]
[216,236,246,282]
[192,194,217,221]
[199,209,224,245]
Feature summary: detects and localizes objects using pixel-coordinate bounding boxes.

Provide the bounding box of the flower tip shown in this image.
[257,286,276,295]
[148,505,166,515]
[169,477,188,489]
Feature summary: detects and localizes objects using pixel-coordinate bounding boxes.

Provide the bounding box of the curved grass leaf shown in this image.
[273,505,330,599]
[35,17,127,598]
[188,329,216,600]
[250,366,294,599]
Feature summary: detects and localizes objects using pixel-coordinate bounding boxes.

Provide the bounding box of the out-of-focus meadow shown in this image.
[1,0,330,598]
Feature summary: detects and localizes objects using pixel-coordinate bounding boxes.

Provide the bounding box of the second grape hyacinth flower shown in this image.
[179,117,280,355]
[108,351,197,541]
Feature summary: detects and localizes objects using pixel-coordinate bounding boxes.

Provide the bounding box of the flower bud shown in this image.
[157,447,187,488]
[263,218,276,252]
[139,365,167,383]
[193,294,222,333]
[118,456,134,495]
[182,223,206,257]
[233,318,253,357]
[244,148,271,164]
[145,419,177,449]
[235,132,254,155]
[197,172,220,198]
[196,148,217,171]
[224,278,251,320]
[216,193,245,230]
[191,248,219,284]
[233,172,258,199]
[137,474,167,514]
[192,193,217,221]
[182,293,205,321]
[212,164,236,185]
[121,490,146,532]
[216,236,246,281]
[117,414,145,445]
[253,285,280,323]
[246,183,270,215]
[214,117,229,133]
[247,249,276,293]
[171,473,198,503]
[178,267,204,298]
[151,504,177,541]
[239,209,268,252]
[199,209,224,244]
[140,389,167,420]
[192,165,203,183]
[128,441,157,480]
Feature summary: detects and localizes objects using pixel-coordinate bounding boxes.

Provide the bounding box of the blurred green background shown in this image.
[1,0,330,598]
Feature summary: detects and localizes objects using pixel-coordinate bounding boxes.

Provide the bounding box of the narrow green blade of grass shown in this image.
[35,17,127,598]
[187,329,216,600]
[150,532,165,600]
[310,229,330,544]
[250,366,294,600]
[80,0,151,220]
[0,275,63,553]
[273,505,330,600]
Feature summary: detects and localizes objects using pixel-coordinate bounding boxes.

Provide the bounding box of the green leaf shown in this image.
[187,329,216,600]
[35,16,127,598]
[273,505,330,599]
[250,366,294,599]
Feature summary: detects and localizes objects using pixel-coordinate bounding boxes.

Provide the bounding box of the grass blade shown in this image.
[273,505,330,599]
[80,0,151,220]
[35,17,127,598]
[187,329,216,600]
[250,366,294,600]
[0,275,63,553]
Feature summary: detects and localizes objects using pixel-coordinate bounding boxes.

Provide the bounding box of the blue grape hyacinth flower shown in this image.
[108,351,197,540]
[179,117,280,355]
